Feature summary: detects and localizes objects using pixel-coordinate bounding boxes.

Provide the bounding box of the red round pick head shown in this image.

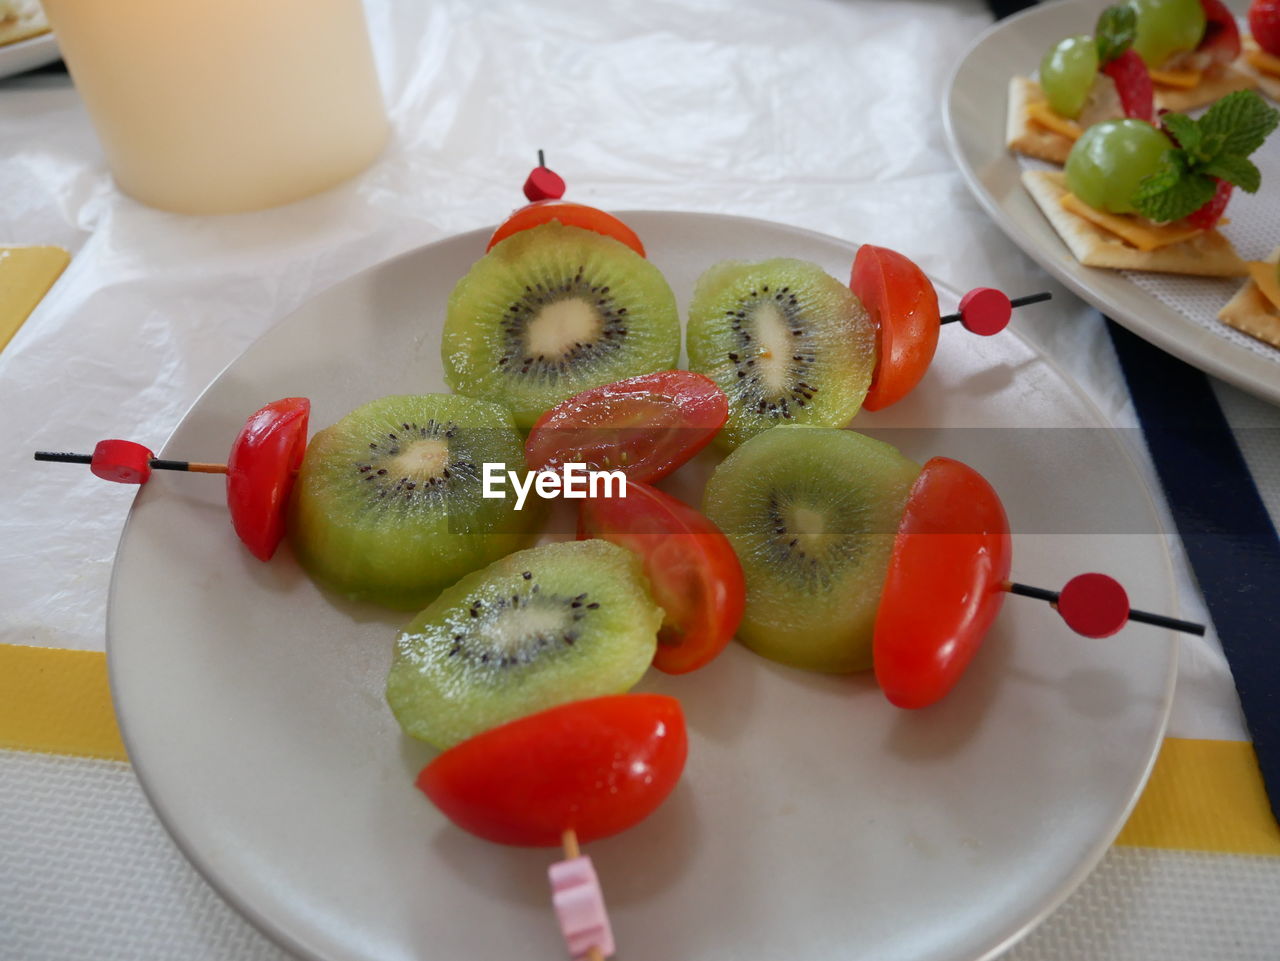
[958,287,1012,336]
[523,166,566,202]
[1057,573,1130,638]
[90,439,154,485]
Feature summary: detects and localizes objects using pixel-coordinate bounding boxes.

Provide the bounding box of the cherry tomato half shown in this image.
[225,397,310,562]
[418,694,687,847]
[579,479,745,674]
[873,457,1012,709]
[525,371,729,484]
[487,201,646,257]
[850,245,941,412]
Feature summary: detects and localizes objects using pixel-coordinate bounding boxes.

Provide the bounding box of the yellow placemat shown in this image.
[0,644,127,761]
[0,245,70,353]
[2,641,1277,855]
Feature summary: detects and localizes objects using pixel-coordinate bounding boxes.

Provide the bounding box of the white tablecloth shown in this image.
[2,1,1278,958]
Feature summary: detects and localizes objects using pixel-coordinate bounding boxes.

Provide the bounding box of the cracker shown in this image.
[1007,76,1074,165]
[1218,247,1280,348]
[0,1,49,48]
[1022,170,1249,277]
[1241,40,1280,102]
[1154,65,1258,113]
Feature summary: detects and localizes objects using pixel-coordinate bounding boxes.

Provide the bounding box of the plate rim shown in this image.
[943,0,1280,407]
[0,29,59,80]
[105,209,1180,961]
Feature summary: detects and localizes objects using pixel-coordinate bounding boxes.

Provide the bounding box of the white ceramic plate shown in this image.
[108,212,1178,961]
[944,0,1280,407]
[0,29,58,80]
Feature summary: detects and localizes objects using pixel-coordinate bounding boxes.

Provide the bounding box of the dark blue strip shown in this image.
[1107,323,1280,822]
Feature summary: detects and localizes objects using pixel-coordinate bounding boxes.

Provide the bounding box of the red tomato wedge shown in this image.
[525,371,729,484]
[225,397,310,562]
[418,694,687,847]
[487,201,646,257]
[579,480,745,674]
[873,457,1012,709]
[850,244,941,412]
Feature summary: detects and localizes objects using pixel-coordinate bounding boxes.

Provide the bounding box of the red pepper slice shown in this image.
[873,457,1012,709]
[225,397,310,561]
[525,370,728,484]
[418,694,687,847]
[850,244,941,412]
[487,201,646,257]
[579,479,745,674]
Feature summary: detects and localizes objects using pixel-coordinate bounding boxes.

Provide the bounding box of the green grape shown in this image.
[1040,35,1099,119]
[1126,0,1206,67]
[1065,120,1173,214]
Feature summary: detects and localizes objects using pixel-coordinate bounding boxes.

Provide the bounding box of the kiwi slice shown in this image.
[288,394,540,611]
[443,222,681,428]
[703,426,919,673]
[387,539,663,748]
[686,259,876,449]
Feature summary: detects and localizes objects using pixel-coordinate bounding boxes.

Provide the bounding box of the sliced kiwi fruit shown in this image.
[703,425,919,673]
[686,259,876,449]
[288,394,540,611]
[387,539,663,748]
[443,222,681,428]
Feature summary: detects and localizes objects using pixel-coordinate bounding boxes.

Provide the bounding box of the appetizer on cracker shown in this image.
[1243,0,1280,100]
[1133,0,1257,111]
[1024,90,1279,277]
[1219,247,1280,347]
[1009,5,1155,164]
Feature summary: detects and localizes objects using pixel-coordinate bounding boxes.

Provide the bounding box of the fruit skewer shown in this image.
[857,450,1206,708]
[34,397,310,562]
[416,691,688,960]
[36,391,1204,960]
[495,153,1055,417]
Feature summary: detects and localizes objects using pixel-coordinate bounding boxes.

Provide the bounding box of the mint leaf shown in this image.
[1201,155,1261,193]
[1125,90,1277,223]
[1197,90,1280,159]
[1095,4,1136,64]
[1133,164,1217,223]
[1161,113,1201,156]
[1135,152,1186,196]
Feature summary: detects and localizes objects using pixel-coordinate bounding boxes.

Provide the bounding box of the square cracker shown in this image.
[1218,247,1280,349]
[1007,76,1074,165]
[1241,40,1280,102]
[1154,65,1258,113]
[1022,169,1249,277]
[0,2,49,48]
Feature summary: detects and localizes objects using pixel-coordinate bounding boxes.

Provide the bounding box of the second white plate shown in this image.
[108,211,1178,961]
[945,0,1280,406]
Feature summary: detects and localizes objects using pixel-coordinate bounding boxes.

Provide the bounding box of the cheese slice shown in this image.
[1247,261,1280,314]
[1149,67,1204,89]
[1246,47,1280,80]
[0,246,71,353]
[1026,102,1083,141]
[1058,194,1208,252]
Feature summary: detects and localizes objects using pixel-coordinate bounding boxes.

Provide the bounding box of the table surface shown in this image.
[2,1,1278,959]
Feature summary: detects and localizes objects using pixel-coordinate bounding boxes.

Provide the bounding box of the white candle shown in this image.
[40,0,389,214]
